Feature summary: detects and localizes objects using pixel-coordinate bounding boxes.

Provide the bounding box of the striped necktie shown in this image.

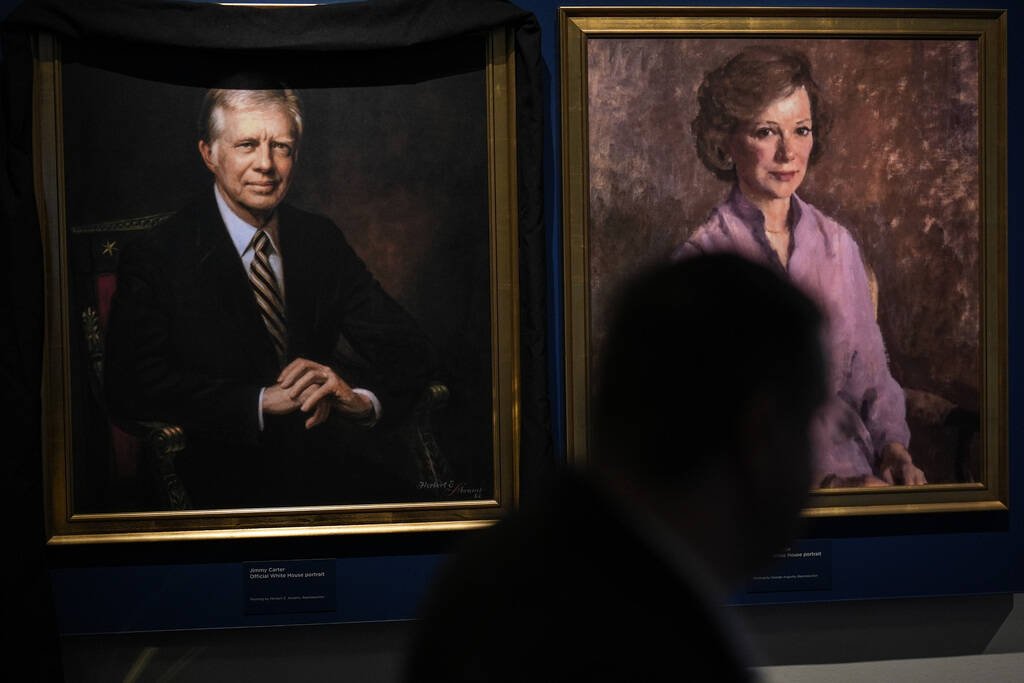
[249,230,287,365]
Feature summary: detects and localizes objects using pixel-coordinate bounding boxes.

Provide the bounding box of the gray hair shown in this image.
[198,88,304,146]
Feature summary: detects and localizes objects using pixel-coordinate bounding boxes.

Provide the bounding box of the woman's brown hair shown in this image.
[692,46,832,181]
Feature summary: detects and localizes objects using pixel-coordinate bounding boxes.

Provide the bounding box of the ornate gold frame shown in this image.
[560,8,1007,516]
[36,26,520,543]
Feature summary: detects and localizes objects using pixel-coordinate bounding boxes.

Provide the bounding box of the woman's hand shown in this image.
[878,442,927,485]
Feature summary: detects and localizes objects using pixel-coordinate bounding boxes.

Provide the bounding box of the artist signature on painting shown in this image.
[417,480,484,499]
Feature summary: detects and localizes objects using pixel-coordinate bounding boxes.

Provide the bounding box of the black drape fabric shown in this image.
[0,18,61,682]
[7,0,528,51]
[0,0,549,670]
[509,13,555,500]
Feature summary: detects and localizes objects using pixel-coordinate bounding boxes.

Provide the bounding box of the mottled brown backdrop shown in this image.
[587,37,980,427]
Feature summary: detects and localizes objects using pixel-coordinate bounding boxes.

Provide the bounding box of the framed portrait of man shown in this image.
[560,8,1007,515]
[31,6,530,542]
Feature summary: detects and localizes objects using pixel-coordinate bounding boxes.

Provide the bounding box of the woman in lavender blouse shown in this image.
[675,46,927,488]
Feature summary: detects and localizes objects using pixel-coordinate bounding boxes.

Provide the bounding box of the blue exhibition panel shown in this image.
[3,0,1018,633]
[51,554,447,634]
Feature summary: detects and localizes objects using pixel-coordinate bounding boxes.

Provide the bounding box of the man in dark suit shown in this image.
[405,255,827,681]
[104,87,432,508]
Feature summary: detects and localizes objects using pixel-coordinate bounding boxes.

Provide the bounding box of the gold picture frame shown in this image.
[37,26,520,543]
[560,7,1007,516]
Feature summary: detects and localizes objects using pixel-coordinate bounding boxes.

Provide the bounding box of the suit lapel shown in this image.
[192,192,280,375]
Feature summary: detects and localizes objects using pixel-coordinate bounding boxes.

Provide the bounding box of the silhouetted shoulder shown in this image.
[405,472,752,683]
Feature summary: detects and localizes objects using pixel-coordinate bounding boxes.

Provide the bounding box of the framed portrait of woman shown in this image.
[559,8,1007,515]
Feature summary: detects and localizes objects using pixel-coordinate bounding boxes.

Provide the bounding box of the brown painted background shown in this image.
[587,37,980,419]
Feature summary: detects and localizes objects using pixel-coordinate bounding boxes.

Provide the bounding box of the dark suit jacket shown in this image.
[104,191,432,508]
[405,472,754,682]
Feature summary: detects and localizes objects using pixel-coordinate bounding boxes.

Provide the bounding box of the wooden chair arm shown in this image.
[125,420,193,510]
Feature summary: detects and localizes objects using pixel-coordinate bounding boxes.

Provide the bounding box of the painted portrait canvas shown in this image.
[588,37,978,487]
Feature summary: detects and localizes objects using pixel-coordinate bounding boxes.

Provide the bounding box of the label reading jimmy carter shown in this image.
[244,559,336,615]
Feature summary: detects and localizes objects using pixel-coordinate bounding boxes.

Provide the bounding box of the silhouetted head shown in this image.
[592,254,827,573]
